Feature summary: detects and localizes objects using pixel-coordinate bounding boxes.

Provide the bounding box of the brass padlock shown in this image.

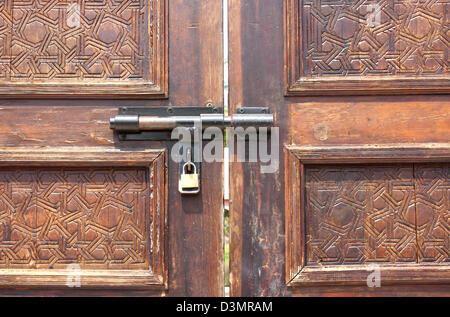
[179,162,200,193]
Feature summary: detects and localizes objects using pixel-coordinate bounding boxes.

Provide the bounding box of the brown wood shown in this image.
[0,0,223,296]
[0,147,167,289]
[285,0,450,95]
[286,145,450,287]
[229,0,449,296]
[0,0,167,98]
[414,163,450,264]
[291,265,450,286]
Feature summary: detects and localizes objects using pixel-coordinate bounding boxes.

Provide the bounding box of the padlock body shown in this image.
[180,173,199,189]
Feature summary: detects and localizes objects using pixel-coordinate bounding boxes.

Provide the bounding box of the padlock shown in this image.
[180,162,199,190]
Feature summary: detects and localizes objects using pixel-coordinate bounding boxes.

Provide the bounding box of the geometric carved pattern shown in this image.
[414,164,450,263]
[0,0,166,96]
[305,165,417,265]
[10,0,147,80]
[302,0,449,77]
[0,167,151,270]
[285,147,450,287]
[286,0,450,94]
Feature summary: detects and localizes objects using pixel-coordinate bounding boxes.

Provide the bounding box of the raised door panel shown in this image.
[285,145,450,287]
[0,148,167,289]
[285,0,450,95]
[0,0,166,97]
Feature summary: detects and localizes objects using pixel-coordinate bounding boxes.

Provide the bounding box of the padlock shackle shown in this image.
[182,161,197,174]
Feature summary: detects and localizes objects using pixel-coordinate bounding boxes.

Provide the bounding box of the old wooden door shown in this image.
[0,0,223,296]
[229,0,449,296]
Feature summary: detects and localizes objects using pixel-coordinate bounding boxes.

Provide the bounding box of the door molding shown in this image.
[285,0,450,96]
[285,144,450,287]
[0,147,167,289]
[0,0,167,98]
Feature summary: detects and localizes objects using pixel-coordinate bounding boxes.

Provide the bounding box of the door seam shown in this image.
[412,163,420,264]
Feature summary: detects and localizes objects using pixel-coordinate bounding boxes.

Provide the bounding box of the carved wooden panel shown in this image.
[0,148,167,288]
[305,165,417,265]
[0,167,150,269]
[0,0,166,97]
[285,145,450,286]
[285,0,450,95]
[415,164,450,263]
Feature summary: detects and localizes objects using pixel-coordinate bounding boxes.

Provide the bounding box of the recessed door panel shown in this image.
[285,0,450,95]
[0,0,166,97]
[0,148,166,288]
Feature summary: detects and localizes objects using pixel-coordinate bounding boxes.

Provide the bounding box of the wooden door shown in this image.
[229,0,449,296]
[0,0,223,296]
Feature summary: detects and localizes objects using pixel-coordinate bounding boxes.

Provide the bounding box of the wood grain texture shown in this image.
[285,149,304,284]
[288,144,450,163]
[0,147,167,289]
[288,98,450,145]
[290,265,450,286]
[286,0,450,95]
[229,0,288,297]
[0,0,167,98]
[229,0,450,296]
[287,283,450,297]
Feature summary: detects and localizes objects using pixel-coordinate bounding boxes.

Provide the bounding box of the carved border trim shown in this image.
[0,147,167,289]
[285,144,450,286]
[0,0,167,99]
[284,0,450,96]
